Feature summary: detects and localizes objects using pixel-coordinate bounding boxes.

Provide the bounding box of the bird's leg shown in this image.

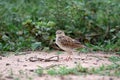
[64,51,73,61]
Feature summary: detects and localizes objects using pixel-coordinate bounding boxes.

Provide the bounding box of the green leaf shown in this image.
[47,21,56,27]
[0,43,2,50]
[31,42,41,51]
[2,35,9,41]
[116,31,120,38]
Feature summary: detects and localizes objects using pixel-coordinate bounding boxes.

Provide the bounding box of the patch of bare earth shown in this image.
[0,51,119,80]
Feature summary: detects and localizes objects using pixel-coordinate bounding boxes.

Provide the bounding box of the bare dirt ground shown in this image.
[0,51,120,80]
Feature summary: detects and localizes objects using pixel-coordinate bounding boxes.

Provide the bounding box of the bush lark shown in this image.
[55,30,85,61]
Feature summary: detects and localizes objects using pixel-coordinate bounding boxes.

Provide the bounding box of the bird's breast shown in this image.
[56,36,72,51]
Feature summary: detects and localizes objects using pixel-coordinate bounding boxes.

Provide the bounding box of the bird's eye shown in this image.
[56,31,61,34]
[56,30,63,34]
[58,32,62,34]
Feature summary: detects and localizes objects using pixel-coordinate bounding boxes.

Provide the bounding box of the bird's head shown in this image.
[56,30,65,37]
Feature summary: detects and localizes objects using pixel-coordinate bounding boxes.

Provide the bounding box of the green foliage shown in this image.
[0,0,120,51]
[35,63,120,77]
[85,41,120,52]
[35,66,43,76]
[47,68,57,75]
[76,64,88,73]
[31,42,41,51]
[47,66,77,75]
[108,56,120,62]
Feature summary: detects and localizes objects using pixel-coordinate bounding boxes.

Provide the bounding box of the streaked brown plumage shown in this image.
[56,30,85,54]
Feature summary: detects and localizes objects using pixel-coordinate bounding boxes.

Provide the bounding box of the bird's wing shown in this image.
[58,36,84,48]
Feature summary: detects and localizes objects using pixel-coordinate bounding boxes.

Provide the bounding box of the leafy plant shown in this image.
[0,0,119,51]
[31,42,41,51]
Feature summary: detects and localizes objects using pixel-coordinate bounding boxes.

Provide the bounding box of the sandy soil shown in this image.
[0,51,119,80]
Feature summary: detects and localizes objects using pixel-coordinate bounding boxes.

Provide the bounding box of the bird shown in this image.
[55,30,85,61]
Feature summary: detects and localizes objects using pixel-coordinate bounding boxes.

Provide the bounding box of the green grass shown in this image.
[35,62,120,77]
[35,66,44,76]
[84,42,120,53]
[108,56,120,62]
[47,66,78,75]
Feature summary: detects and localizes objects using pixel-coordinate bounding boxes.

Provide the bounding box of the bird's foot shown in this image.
[64,56,72,61]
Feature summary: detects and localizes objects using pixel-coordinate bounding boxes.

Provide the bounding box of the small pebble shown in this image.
[109,77,113,80]
[93,63,97,65]
[23,65,27,67]
[29,69,34,72]
[96,59,100,62]
[81,58,85,60]
[6,63,10,66]
[0,57,2,60]
[74,61,77,64]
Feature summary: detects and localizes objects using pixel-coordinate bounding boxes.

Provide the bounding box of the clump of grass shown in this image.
[47,68,57,75]
[35,63,120,77]
[35,66,44,76]
[47,66,78,75]
[89,64,106,74]
[18,70,24,75]
[75,64,88,73]
[108,56,120,62]
[89,64,120,77]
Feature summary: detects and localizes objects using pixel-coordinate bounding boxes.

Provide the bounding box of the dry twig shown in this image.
[28,55,59,62]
